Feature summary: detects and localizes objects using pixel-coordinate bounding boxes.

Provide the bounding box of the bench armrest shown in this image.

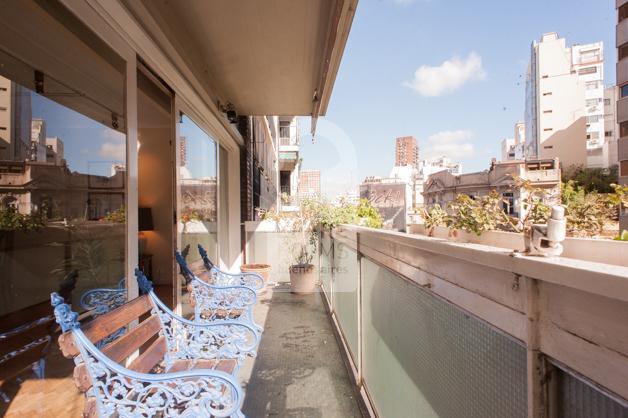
[211,269,265,291]
[80,288,127,315]
[76,328,243,418]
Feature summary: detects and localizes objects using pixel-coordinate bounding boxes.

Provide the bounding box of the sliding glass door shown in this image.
[177,114,218,315]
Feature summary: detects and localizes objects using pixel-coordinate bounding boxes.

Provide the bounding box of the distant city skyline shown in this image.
[298,0,615,198]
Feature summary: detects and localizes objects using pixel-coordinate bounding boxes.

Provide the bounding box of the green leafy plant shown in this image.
[422,204,449,233]
[615,230,628,241]
[102,206,125,223]
[49,224,122,285]
[0,206,47,232]
[560,180,616,237]
[446,191,518,236]
[561,164,618,193]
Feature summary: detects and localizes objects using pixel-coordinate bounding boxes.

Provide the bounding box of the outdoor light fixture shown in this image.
[218,101,238,123]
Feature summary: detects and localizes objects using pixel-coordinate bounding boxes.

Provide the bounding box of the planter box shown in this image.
[408,224,628,267]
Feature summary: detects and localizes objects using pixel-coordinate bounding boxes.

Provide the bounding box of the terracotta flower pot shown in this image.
[241,263,271,285]
[289,264,316,294]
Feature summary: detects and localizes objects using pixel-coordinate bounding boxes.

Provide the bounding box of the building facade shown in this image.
[525,33,604,169]
[0,75,31,162]
[617,1,628,231]
[395,136,419,167]
[298,170,321,200]
[604,86,619,169]
[423,158,561,220]
[360,177,407,231]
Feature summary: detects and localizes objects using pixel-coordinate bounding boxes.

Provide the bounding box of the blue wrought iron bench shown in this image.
[52,268,258,417]
[197,244,265,293]
[175,252,262,334]
[80,278,127,347]
[80,278,126,315]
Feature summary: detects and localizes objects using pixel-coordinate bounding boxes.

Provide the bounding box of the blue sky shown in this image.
[299,0,616,197]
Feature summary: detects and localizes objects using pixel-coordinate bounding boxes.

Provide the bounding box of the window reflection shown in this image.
[177,114,218,315]
[0,75,126,316]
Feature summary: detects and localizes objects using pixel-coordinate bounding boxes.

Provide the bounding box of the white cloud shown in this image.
[423,129,476,160]
[99,129,126,161]
[404,52,487,97]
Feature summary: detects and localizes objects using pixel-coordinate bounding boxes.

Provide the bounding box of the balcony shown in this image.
[619,18,628,48]
[3,224,628,417]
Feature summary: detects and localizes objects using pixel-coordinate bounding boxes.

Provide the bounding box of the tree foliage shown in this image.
[420,178,628,238]
[0,206,47,232]
[561,164,618,193]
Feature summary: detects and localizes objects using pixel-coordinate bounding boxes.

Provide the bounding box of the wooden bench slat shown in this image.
[101,316,161,364]
[167,359,237,375]
[81,295,152,343]
[128,336,167,374]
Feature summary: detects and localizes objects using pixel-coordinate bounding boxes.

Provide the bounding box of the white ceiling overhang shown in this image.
[123,0,357,120]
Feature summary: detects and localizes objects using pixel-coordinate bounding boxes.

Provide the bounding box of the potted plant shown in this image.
[261,202,319,294]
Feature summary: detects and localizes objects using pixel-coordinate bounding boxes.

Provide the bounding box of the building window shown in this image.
[586,115,601,124]
[620,2,628,22]
[621,85,628,98]
[0,106,6,111]
[543,110,553,113]
[578,66,597,75]
[621,160,628,177]
[606,131,613,137]
[0,87,6,92]
[544,128,553,132]
[586,81,599,90]
[604,98,612,105]
[586,98,601,107]
[621,121,628,138]
[0,126,6,130]
[587,132,600,140]
[620,43,628,61]
[502,192,515,216]
[544,145,554,149]
[542,92,552,96]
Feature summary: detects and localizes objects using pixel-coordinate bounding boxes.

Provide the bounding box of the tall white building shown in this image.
[525,33,604,168]
[501,122,526,161]
[30,119,48,162]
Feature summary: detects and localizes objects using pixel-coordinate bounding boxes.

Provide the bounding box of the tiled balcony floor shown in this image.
[1,284,362,417]
[239,284,363,418]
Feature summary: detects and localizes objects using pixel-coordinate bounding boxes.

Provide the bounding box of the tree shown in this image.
[561,164,619,193]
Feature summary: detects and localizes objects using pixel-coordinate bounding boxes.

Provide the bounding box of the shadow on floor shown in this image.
[241,284,362,418]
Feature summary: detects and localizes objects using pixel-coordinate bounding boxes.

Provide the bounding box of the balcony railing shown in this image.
[316,225,628,417]
[279,126,299,146]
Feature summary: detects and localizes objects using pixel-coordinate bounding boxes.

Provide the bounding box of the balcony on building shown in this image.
[1,1,628,418]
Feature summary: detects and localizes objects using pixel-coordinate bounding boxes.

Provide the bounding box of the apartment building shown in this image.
[395,135,419,167]
[0,75,31,161]
[277,116,301,210]
[501,122,526,162]
[298,170,321,200]
[604,86,619,169]
[618,1,628,231]
[525,33,604,169]
[423,158,561,220]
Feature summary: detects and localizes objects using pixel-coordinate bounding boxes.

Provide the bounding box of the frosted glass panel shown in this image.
[320,232,333,302]
[361,257,527,418]
[332,241,359,362]
[556,367,628,418]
